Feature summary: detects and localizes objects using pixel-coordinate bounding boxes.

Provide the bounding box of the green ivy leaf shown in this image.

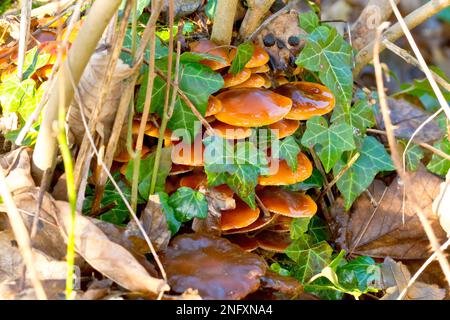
[309,216,331,243]
[157,192,182,235]
[290,217,312,240]
[287,235,333,283]
[302,116,355,173]
[270,263,291,277]
[332,98,375,134]
[120,28,168,66]
[229,42,254,75]
[125,147,172,199]
[299,11,319,33]
[180,52,226,64]
[399,140,424,172]
[296,26,353,108]
[168,187,208,222]
[427,138,450,176]
[334,136,395,209]
[336,256,381,295]
[205,0,218,20]
[226,163,259,209]
[0,75,36,118]
[23,46,51,80]
[275,136,301,172]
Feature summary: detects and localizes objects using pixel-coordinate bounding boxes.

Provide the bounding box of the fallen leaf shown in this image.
[433,171,450,235]
[0,147,35,192]
[375,98,444,143]
[380,257,446,300]
[333,165,447,259]
[54,201,169,295]
[125,194,171,253]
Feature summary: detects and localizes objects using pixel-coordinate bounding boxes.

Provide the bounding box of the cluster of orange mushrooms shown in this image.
[117,40,336,253]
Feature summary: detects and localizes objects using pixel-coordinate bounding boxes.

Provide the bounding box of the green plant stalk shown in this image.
[149,0,175,195]
[131,0,137,57]
[56,96,77,300]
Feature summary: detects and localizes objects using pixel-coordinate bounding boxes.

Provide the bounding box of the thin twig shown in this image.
[16,0,32,81]
[0,169,47,300]
[383,40,450,92]
[373,22,450,288]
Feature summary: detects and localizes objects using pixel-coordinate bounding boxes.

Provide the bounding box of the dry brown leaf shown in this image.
[192,188,235,236]
[380,257,446,300]
[54,201,169,295]
[0,147,35,192]
[125,194,171,253]
[375,98,444,143]
[68,50,132,154]
[333,165,447,259]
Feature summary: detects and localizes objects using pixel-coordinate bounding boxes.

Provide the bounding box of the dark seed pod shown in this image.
[263,33,276,47]
[288,35,300,47]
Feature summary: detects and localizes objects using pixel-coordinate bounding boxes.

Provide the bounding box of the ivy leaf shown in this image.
[296,26,353,108]
[285,168,324,191]
[121,28,168,66]
[0,75,35,117]
[125,147,172,199]
[301,116,355,173]
[205,0,218,20]
[290,217,312,240]
[299,11,319,33]
[334,136,395,209]
[168,187,208,222]
[275,136,301,172]
[336,256,381,295]
[270,263,291,277]
[180,52,226,65]
[399,140,424,172]
[427,138,450,176]
[309,216,331,243]
[157,192,182,235]
[332,98,375,134]
[226,163,259,209]
[287,235,333,283]
[22,46,50,80]
[229,42,254,75]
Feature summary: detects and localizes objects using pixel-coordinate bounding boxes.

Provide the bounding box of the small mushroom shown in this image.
[268,119,300,139]
[215,88,292,127]
[223,214,276,235]
[256,230,292,253]
[205,95,223,117]
[210,120,253,139]
[113,145,150,163]
[267,215,292,233]
[257,187,317,218]
[259,152,313,186]
[161,233,267,300]
[233,74,266,89]
[171,135,204,167]
[190,39,231,71]
[179,172,234,197]
[221,198,260,231]
[169,164,193,176]
[250,64,270,74]
[222,68,252,88]
[226,234,259,252]
[275,82,336,120]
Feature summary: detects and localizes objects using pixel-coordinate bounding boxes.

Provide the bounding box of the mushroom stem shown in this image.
[210,0,239,45]
[239,0,276,40]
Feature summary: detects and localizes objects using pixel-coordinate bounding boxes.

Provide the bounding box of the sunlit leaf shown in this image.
[229,42,254,75]
[157,192,182,235]
[168,187,208,222]
[299,11,319,33]
[275,136,301,172]
[427,138,450,176]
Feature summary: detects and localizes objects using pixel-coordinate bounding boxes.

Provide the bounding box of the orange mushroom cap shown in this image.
[275,76,289,86]
[267,215,292,233]
[257,187,317,218]
[171,135,204,166]
[222,68,251,88]
[232,74,266,89]
[268,119,300,139]
[230,44,270,69]
[169,164,193,176]
[256,231,292,253]
[250,64,270,74]
[114,145,151,163]
[275,82,335,120]
[205,95,223,117]
[144,121,178,142]
[189,39,231,71]
[259,152,312,186]
[221,198,260,231]
[210,121,253,140]
[226,234,259,252]
[215,89,292,127]
[179,172,234,197]
[161,233,267,300]
[223,214,275,235]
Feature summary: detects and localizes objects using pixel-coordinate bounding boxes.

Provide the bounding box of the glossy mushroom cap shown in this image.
[233,74,266,89]
[114,145,150,163]
[171,135,204,167]
[179,172,234,197]
[205,95,223,117]
[257,187,317,218]
[256,231,292,253]
[230,44,270,68]
[190,39,230,71]
[161,233,267,299]
[275,82,335,120]
[268,119,300,139]
[215,89,292,127]
[226,234,259,252]
[223,214,275,235]
[221,198,260,231]
[259,152,313,186]
[250,64,270,74]
[267,215,292,233]
[210,121,253,140]
[223,69,251,88]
